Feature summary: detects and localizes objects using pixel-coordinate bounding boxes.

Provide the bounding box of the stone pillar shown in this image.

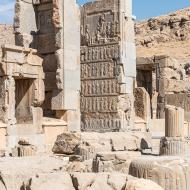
[165,105,184,137]
[160,105,187,156]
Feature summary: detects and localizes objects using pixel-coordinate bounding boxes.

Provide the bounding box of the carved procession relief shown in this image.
[81,45,119,62]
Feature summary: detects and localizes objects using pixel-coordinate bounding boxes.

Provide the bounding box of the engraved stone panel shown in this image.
[81,0,134,131]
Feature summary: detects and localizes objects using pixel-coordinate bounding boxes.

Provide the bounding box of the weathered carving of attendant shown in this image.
[98,13,106,35]
[106,22,111,38]
[84,25,91,45]
[95,30,101,44]
[111,22,115,37]
[92,64,97,77]
[115,21,119,34]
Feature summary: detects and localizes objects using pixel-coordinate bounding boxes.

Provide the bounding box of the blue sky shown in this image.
[0,0,190,24]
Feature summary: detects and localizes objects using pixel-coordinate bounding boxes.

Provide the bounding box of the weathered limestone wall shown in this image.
[137,55,190,120]
[80,0,136,132]
[136,7,190,121]
[14,0,81,131]
[0,25,15,58]
[0,44,45,151]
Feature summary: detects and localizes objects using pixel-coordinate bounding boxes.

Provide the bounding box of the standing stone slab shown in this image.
[80,0,136,132]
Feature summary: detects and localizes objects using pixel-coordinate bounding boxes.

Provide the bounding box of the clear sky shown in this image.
[0,0,190,24]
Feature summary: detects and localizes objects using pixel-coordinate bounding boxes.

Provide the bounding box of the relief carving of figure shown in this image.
[92,48,96,60]
[87,64,91,78]
[112,80,116,93]
[95,48,98,60]
[84,48,88,61]
[106,47,111,59]
[100,97,103,111]
[96,97,99,110]
[102,80,106,94]
[100,47,104,60]
[95,30,101,44]
[109,63,114,77]
[107,80,111,93]
[103,64,107,76]
[97,13,106,36]
[92,98,96,112]
[88,49,91,61]
[81,64,84,78]
[106,22,111,38]
[84,25,91,45]
[115,21,119,34]
[110,22,115,37]
[104,97,108,110]
[81,48,85,62]
[92,81,95,94]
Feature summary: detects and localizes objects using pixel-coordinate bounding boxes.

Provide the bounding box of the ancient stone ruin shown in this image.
[0,0,189,189]
[80,0,136,132]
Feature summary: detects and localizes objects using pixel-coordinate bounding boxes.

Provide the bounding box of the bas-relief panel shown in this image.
[81,1,123,132]
[34,3,55,53]
[81,8,120,46]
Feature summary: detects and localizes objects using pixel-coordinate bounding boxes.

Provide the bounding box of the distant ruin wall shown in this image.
[0,25,15,58]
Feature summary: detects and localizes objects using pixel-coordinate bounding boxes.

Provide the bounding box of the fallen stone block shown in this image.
[93,151,141,173]
[52,132,81,155]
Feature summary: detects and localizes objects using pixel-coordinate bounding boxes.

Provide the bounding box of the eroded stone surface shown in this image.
[52,133,81,155]
[130,156,190,190]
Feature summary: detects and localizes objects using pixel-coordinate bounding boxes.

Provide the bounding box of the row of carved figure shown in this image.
[81,62,115,78]
[81,117,121,131]
[81,96,118,113]
[81,79,120,95]
[81,44,119,62]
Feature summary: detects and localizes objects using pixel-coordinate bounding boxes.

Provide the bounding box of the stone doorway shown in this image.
[15,79,34,124]
[137,70,152,99]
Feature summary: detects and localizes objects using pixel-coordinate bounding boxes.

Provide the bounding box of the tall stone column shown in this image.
[160,105,187,156]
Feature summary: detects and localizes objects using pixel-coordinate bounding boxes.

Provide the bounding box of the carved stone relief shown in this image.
[80,0,130,132]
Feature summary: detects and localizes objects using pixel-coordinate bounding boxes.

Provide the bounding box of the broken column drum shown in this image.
[165,105,184,137]
[160,105,186,156]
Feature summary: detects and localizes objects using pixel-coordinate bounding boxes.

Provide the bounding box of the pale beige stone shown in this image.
[126,179,163,190]
[52,132,81,155]
[129,157,190,190]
